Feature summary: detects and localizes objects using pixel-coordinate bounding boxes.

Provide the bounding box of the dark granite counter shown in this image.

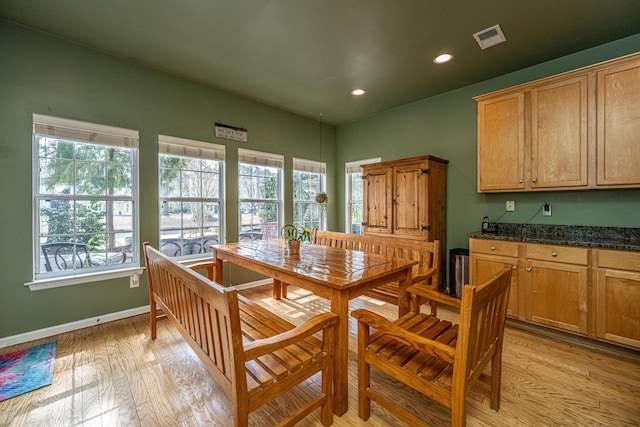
[467,223,640,251]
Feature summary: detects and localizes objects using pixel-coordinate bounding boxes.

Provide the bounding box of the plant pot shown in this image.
[287,240,301,255]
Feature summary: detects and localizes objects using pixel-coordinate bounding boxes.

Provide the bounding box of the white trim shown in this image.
[25,267,145,291]
[0,305,150,348]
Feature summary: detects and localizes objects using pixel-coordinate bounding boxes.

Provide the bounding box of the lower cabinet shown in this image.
[523,248,589,335]
[469,239,520,318]
[470,238,639,350]
[594,249,640,349]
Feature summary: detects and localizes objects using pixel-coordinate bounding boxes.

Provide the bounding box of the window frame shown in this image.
[345,158,380,234]
[158,135,226,260]
[27,114,142,290]
[293,157,326,231]
[237,149,284,241]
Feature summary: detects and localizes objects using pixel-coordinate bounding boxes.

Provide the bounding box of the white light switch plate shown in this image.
[506,201,515,212]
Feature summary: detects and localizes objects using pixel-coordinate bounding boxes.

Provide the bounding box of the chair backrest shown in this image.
[454,266,512,388]
[313,230,440,285]
[144,243,241,398]
[41,242,90,272]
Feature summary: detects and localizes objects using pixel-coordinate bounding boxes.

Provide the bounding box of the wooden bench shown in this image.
[275,230,440,309]
[144,243,339,427]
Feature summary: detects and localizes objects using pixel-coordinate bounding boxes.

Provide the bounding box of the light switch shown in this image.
[506,201,515,212]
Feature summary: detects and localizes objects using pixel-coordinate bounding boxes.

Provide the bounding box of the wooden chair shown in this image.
[351,266,512,427]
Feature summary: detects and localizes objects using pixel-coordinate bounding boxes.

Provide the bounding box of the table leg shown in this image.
[214,254,223,284]
[273,279,282,299]
[331,290,350,416]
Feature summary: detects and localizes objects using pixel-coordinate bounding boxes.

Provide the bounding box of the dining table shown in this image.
[211,239,417,416]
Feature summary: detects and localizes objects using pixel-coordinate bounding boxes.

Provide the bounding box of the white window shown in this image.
[33,114,139,281]
[238,149,283,241]
[345,158,380,234]
[293,158,326,232]
[159,135,225,259]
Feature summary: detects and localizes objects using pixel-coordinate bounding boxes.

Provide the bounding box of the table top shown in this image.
[212,239,417,290]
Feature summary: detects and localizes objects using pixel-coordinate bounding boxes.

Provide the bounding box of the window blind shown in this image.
[158,135,225,161]
[293,158,326,174]
[238,148,284,168]
[33,114,138,148]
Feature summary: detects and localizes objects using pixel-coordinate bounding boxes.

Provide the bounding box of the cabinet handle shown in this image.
[511,265,517,270]
[518,179,523,183]
[552,252,558,257]
[490,246,496,251]
[532,178,537,183]
[526,267,532,272]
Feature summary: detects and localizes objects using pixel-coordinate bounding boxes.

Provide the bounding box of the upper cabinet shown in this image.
[596,59,640,186]
[475,53,640,193]
[477,92,525,191]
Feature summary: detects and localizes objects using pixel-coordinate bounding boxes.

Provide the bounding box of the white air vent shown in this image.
[473,24,506,50]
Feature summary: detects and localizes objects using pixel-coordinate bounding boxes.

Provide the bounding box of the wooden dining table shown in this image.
[211,239,417,416]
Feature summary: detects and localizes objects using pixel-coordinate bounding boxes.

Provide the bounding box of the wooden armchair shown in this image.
[351,266,512,427]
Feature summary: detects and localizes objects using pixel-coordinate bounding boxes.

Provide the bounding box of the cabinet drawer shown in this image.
[470,238,519,257]
[596,249,640,271]
[525,244,588,265]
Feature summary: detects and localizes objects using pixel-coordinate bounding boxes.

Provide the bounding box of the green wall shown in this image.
[336,34,640,263]
[1,19,639,340]
[0,21,336,338]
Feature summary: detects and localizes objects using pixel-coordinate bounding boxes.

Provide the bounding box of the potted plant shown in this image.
[280,224,312,255]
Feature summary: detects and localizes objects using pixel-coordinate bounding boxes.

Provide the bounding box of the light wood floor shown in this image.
[1,284,639,426]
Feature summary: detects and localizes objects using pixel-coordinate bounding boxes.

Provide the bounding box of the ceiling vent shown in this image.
[473,24,506,49]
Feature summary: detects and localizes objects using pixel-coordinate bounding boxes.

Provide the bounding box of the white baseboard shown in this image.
[1,279,273,349]
[0,305,150,349]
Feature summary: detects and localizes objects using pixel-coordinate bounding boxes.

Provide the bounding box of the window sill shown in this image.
[25,266,146,291]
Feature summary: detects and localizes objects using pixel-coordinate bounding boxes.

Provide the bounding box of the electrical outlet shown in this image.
[130,273,139,288]
[506,200,515,212]
[542,203,552,217]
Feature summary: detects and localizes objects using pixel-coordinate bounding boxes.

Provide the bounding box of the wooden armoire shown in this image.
[361,155,448,290]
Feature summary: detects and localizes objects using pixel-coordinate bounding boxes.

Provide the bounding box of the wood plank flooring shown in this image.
[1,284,639,426]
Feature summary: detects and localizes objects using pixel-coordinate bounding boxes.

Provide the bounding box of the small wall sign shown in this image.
[215,123,248,142]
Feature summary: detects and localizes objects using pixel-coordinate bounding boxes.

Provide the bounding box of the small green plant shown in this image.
[280,224,312,242]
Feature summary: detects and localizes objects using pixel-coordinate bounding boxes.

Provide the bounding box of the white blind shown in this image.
[293,158,326,174]
[33,114,138,148]
[238,148,284,168]
[345,158,381,174]
[158,135,225,161]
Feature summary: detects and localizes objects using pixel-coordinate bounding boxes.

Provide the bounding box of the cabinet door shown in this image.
[477,92,525,191]
[524,260,588,335]
[597,59,640,186]
[595,268,640,350]
[393,162,427,239]
[362,166,392,234]
[470,253,519,318]
[530,75,589,189]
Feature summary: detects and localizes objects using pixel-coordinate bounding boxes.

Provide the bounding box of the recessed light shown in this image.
[351,89,366,96]
[433,53,453,64]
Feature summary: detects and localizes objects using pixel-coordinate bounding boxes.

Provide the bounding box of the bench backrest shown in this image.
[144,243,242,399]
[313,230,440,285]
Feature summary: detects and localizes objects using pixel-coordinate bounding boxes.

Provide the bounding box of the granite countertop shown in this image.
[467,223,640,251]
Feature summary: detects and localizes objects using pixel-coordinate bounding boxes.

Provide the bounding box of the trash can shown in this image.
[449,248,469,299]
